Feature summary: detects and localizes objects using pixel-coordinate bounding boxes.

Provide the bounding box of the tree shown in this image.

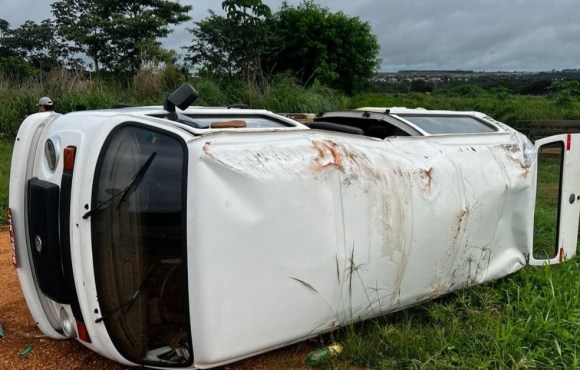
[0,19,37,77]
[221,0,271,80]
[186,0,380,93]
[523,79,553,95]
[410,79,434,93]
[186,11,239,78]
[0,19,79,71]
[51,0,109,71]
[185,0,271,80]
[51,0,192,73]
[0,19,15,58]
[548,79,580,107]
[262,1,381,94]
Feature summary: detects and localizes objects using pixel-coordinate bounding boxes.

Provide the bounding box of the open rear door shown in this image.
[530,133,580,265]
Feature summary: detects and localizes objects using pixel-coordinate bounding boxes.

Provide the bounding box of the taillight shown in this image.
[77,321,91,343]
[63,146,77,173]
[7,208,16,267]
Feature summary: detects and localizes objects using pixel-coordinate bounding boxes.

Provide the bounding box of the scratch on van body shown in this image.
[312,140,345,173]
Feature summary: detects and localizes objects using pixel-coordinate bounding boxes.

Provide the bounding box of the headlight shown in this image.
[60,307,76,338]
[45,136,61,171]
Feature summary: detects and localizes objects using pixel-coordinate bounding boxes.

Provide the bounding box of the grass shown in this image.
[0,141,10,223]
[328,259,580,369]
[351,92,580,126]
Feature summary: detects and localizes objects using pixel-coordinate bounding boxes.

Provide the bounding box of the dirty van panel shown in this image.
[91,125,191,366]
[187,132,535,365]
[533,142,564,259]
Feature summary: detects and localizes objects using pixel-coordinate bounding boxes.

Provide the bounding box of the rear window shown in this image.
[398,115,498,134]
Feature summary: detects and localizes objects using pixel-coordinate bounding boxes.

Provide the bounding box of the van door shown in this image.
[530,133,580,265]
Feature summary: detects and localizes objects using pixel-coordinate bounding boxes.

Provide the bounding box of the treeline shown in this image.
[0,0,381,95]
[372,75,580,98]
[372,78,553,95]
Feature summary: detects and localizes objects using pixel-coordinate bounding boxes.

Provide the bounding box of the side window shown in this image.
[399,115,498,134]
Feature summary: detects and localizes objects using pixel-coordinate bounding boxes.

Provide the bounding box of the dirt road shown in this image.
[0,230,313,369]
[0,229,129,369]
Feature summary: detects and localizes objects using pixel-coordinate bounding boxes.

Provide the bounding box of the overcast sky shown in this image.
[3,0,579,72]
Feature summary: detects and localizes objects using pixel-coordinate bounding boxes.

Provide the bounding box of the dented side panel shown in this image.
[186,130,536,367]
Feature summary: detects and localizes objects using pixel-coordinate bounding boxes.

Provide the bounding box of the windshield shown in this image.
[91,125,191,366]
[398,115,498,134]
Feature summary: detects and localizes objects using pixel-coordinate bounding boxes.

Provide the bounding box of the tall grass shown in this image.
[0,70,350,141]
[0,141,11,223]
[323,257,580,369]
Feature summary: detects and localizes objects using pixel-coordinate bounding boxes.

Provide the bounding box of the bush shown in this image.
[436,84,490,98]
[244,74,349,112]
[548,79,580,107]
[410,79,434,93]
[160,63,187,93]
[134,69,162,101]
[0,56,38,80]
[191,78,229,106]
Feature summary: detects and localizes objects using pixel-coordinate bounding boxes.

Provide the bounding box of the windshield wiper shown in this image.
[95,263,157,324]
[82,151,157,219]
[115,152,157,209]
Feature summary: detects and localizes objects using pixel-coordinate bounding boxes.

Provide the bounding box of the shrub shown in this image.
[548,79,580,107]
[160,63,187,93]
[0,56,38,80]
[134,68,161,101]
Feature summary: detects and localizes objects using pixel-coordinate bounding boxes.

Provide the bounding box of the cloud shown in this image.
[2,0,579,72]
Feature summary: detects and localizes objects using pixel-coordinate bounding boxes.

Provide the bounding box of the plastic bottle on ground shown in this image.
[305,343,343,367]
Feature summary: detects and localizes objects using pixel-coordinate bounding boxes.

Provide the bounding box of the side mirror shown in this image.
[164,83,199,114]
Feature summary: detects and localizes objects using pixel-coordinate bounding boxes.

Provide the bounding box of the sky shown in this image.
[2,0,579,72]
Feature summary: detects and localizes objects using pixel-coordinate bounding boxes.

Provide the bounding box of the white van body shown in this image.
[8,96,580,368]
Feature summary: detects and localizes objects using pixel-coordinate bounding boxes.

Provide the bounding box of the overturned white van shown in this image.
[8,84,580,368]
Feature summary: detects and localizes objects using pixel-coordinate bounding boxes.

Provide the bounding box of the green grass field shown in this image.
[330,259,580,369]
